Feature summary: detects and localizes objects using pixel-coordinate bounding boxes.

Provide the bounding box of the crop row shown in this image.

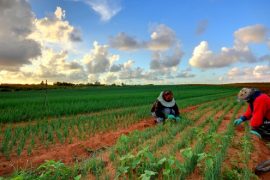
[0,91,236,159]
[109,99,222,162]
[109,98,237,179]
[2,95,255,180]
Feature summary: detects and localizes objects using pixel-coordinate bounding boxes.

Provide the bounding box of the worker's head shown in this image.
[162,90,173,102]
[237,88,256,102]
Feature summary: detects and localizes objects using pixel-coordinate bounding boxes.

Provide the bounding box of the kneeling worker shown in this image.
[151,90,181,123]
[234,88,270,139]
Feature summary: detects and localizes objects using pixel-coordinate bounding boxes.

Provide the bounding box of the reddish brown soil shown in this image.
[0,118,155,176]
[0,105,199,176]
[249,137,270,180]
[98,151,115,179]
[181,105,198,113]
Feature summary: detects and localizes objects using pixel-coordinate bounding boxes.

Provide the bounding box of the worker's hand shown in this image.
[250,130,262,139]
[234,118,243,126]
[167,114,175,120]
[175,116,181,122]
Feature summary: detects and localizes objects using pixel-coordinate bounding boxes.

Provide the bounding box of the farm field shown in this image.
[0,84,270,179]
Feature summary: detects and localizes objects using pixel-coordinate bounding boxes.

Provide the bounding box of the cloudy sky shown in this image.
[0,0,269,84]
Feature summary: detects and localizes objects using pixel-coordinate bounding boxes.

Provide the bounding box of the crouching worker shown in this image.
[151,90,181,123]
[234,88,270,140]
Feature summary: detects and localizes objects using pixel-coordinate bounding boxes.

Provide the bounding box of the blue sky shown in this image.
[0,0,269,84]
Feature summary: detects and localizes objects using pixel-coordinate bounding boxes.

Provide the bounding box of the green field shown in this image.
[0,85,238,123]
[1,85,263,179]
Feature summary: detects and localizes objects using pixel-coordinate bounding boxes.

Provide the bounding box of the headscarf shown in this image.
[157,91,176,107]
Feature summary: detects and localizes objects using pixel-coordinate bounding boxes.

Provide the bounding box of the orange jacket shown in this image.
[242,93,270,128]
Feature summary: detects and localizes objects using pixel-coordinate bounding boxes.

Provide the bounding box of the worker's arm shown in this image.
[234,104,252,126]
[242,105,252,121]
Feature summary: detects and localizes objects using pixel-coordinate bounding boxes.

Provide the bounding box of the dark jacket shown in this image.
[151,100,180,119]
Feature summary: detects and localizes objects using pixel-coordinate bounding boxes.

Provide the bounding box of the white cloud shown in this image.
[110,64,123,72]
[87,74,99,83]
[227,67,246,77]
[109,24,183,72]
[189,41,238,68]
[189,25,269,69]
[150,45,183,70]
[0,0,41,70]
[220,65,270,82]
[109,32,143,51]
[0,70,29,84]
[55,6,65,20]
[109,24,177,52]
[101,73,118,84]
[253,65,270,78]
[147,24,176,51]
[0,3,87,83]
[80,0,122,21]
[119,67,145,80]
[175,71,195,78]
[83,41,119,74]
[123,60,134,69]
[189,41,214,68]
[29,6,82,46]
[0,48,87,84]
[109,24,183,71]
[21,48,87,82]
[234,24,268,49]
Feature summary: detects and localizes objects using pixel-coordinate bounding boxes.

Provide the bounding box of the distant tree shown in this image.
[53,82,75,86]
[94,81,101,85]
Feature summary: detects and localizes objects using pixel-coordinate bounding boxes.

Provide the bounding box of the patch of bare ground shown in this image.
[181,105,198,113]
[249,137,270,179]
[96,151,115,179]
